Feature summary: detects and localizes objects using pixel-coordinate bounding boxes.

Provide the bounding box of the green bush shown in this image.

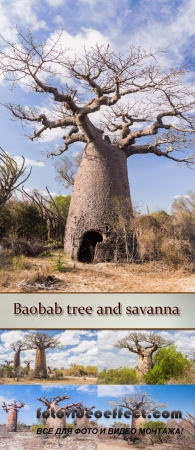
[144,345,190,384]
[98,367,137,384]
[31,423,47,433]
[139,420,169,443]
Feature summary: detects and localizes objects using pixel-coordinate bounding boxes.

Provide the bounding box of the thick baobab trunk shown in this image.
[136,351,153,379]
[131,409,146,429]
[76,411,90,428]
[34,347,47,378]
[46,402,66,434]
[6,409,18,432]
[13,350,21,368]
[64,139,133,262]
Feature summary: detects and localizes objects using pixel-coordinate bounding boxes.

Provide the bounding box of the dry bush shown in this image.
[133,201,195,270]
[12,240,47,257]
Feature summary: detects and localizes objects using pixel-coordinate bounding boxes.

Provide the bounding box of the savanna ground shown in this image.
[0,250,195,292]
[98,441,190,450]
[0,376,97,385]
[0,428,97,450]
[0,428,190,450]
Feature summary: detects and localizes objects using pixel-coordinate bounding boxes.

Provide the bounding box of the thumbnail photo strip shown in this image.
[0,329,195,448]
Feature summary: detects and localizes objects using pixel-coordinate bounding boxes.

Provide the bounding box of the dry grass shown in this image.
[0,376,97,385]
[0,429,97,450]
[0,250,195,292]
[98,441,186,450]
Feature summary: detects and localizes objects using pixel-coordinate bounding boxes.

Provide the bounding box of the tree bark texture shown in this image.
[13,350,20,368]
[136,351,153,379]
[64,139,133,262]
[131,410,146,429]
[34,347,47,378]
[76,412,90,428]
[46,402,66,434]
[6,409,17,432]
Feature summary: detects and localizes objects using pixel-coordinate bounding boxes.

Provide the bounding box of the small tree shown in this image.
[98,367,137,384]
[23,332,61,378]
[55,153,82,189]
[4,360,13,366]
[2,400,25,432]
[0,148,30,211]
[108,392,167,428]
[114,332,173,379]
[144,345,190,384]
[24,360,33,370]
[20,188,70,242]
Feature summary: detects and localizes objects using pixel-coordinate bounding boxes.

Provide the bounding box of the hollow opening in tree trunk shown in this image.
[78,230,103,263]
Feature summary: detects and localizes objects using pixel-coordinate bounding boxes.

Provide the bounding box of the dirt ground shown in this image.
[0,430,97,449]
[0,428,190,450]
[0,376,97,385]
[0,253,195,292]
[98,440,187,450]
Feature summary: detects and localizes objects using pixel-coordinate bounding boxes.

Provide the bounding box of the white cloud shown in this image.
[98,330,195,371]
[71,340,97,353]
[14,155,44,167]
[76,385,97,395]
[0,330,97,370]
[0,330,26,349]
[0,395,15,404]
[98,385,135,398]
[0,0,46,41]
[45,0,65,6]
[58,331,83,347]
[40,384,66,391]
[49,26,109,64]
[54,15,65,25]
[173,195,190,199]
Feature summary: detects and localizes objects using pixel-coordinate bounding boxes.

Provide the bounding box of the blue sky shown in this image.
[0,330,97,369]
[0,384,194,426]
[98,329,195,371]
[1,0,195,212]
[97,385,195,425]
[0,384,97,425]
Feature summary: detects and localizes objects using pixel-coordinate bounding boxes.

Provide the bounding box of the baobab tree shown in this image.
[2,400,25,432]
[108,392,167,429]
[24,360,33,370]
[37,395,82,434]
[4,360,13,366]
[0,148,30,211]
[1,30,195,261]
[75,405,96,428]
[10,341,25,368]
[114,332,173,379]
[23,332,61,378]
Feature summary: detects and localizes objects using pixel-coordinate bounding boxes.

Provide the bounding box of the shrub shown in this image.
[98,367,137,384]
[144,345,190,384]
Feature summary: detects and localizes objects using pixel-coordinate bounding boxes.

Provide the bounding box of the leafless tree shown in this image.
[1,30,195,260]
[19,187,70,242]
[114,332,173,378]
[55,153,82,189]
[37,395,83,434]
[108,392,167,428]
[0,148,30,210]
[24,360,33,369]
[2,400,25,431]
[4,360,13,366]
